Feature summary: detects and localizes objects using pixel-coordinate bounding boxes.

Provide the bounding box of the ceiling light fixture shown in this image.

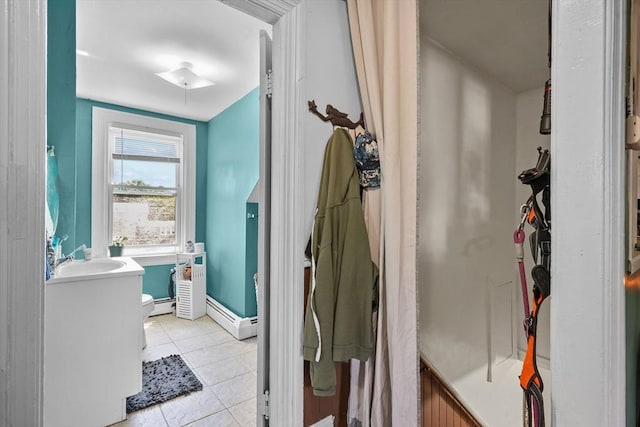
[155,62,214,90]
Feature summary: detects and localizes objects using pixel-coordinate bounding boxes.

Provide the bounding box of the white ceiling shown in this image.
[77,1,548,122]
[421,0,550,92]
[76,0,272,122]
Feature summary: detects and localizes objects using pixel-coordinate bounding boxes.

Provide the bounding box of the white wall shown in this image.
[418,38,517,382]
[515,87,551,363]
[418,38,556,426]
[266,1,362,424]
[299,0,362,237]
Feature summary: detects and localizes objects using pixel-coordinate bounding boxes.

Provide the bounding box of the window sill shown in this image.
[130,253,177,267]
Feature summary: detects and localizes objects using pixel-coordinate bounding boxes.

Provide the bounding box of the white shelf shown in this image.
[175,252,206,320]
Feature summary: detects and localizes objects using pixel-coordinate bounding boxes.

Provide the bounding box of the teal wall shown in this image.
[207,88,260,318]
[48,0,77,255]
[49,1,259,306]
[143,265,175,300]
[628,288,640,426]
[75,98,209,299]
[245,202,259,317]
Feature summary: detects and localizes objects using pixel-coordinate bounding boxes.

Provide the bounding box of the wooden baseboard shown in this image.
[420,357,481,427]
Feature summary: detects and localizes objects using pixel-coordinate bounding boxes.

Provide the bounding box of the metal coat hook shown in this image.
[307,100,364,129]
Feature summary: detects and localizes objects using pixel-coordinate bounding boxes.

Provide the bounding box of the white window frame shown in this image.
[92,107,195,266]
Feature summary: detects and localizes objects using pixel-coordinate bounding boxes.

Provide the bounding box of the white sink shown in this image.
[48,257,143,284]
[56,258,126,277]
[43,256,144,427]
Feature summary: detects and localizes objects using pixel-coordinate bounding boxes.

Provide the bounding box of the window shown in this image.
[92,108,195,264]
[111,127,180,248]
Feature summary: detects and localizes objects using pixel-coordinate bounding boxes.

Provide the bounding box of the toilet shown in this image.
[141,294,155,349]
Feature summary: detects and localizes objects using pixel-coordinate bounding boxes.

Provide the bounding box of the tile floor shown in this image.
[112,313,257,427]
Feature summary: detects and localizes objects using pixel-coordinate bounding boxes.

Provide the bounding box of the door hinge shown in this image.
[266,69,273,99]
[260,390,270,419]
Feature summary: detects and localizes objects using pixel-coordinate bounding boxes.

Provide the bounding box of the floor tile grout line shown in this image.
[173,400,229,427]
[160,403,171,427]
[228,407,246,427]
[139,314,256,427]
[182,348,257,367]
[141,314,257,425]
[193,367,254,389]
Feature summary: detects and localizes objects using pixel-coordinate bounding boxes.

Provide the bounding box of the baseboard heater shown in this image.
[150,297,175,316]
[206,295,257,340]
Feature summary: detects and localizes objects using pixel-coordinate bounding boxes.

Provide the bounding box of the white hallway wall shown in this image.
[267,0,362,424]
[295,2,626,426]
[300,0,362,235]
[419,38,555,425]
[419,38,517,383]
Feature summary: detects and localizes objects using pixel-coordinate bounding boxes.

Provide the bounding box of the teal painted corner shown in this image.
[74,99,209,301]
[50,0,258,316]
[51,0,209,259]
[75,98,209,251]
[206,88,260,318]
[143,264,175,300]
[48,0,77,256]
[627,288,640,427]
[245,202,259,318]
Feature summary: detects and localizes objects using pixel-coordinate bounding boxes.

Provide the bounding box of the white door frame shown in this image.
[267,5,305,424]
[551,0,626,425]
[2,0,628,425]
[1,0,305,426]
[225,2,304,424]
[0,0,47,425]
[257,28,272,426]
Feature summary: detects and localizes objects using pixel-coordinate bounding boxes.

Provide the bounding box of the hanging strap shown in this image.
[517,148,551,427]
[519,281,546,392]
[523,381,545,427]
[520,264,550,427]
[514,203,533,335]
[516,204,547,427]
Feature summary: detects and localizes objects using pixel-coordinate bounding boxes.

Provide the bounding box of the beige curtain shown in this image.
[346,0,419,426]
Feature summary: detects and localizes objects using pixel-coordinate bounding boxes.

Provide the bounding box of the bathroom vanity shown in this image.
[44,257,144,427]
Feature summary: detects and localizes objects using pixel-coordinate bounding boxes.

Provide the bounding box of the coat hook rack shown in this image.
[308,100,364,130]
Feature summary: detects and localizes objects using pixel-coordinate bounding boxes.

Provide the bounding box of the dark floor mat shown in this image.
[126,354,203,413]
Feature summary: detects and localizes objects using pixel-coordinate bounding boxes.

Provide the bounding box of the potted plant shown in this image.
[108,235,127,257]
